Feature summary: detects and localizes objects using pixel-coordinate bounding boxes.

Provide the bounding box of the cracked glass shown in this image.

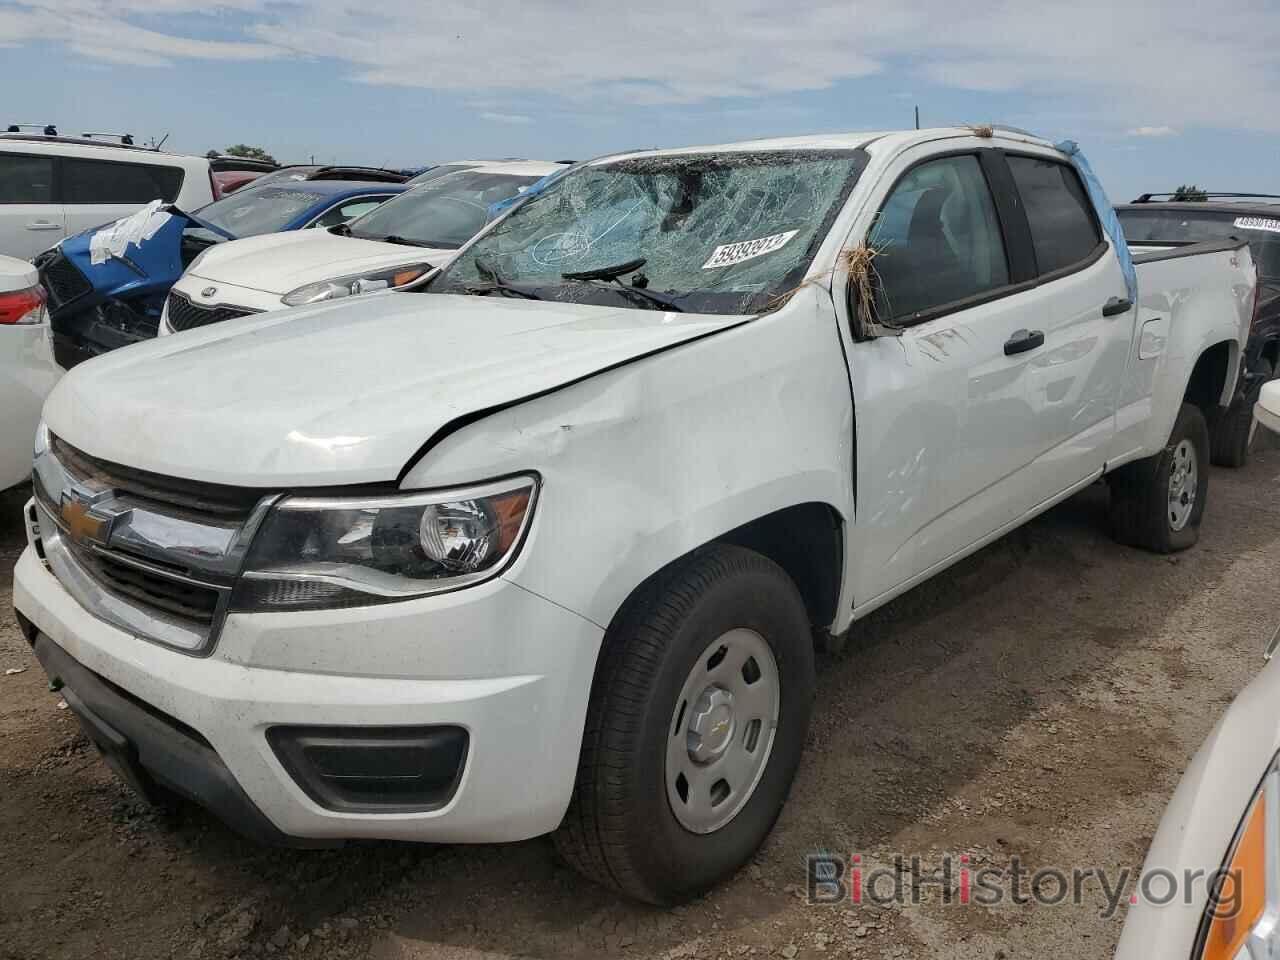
[428,150,867,315]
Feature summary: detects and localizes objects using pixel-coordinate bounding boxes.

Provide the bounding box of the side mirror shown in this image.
[845,260,902,341]
[1256,381,1280,437]
[846,274,871,341]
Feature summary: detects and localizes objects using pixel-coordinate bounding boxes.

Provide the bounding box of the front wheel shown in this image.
[553,544,815,904]
[1109,401,1210,553]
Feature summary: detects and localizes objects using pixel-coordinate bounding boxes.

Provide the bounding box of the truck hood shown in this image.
[43,292,748,486]
[187,231,453,295]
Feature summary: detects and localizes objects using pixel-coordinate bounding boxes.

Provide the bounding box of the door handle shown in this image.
[1004,329,1045,356]
[25,221,61,231]
[1102,296,1132,317]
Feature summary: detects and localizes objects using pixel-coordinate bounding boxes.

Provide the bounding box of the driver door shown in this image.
[842,148,1054,605]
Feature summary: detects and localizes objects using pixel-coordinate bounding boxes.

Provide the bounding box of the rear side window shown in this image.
[869,154,1010,320]
[1007,156,1101,274]
[61,158,185,204]
[0,153,54,203]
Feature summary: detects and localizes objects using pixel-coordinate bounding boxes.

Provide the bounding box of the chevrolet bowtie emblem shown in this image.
[60,492,112,546]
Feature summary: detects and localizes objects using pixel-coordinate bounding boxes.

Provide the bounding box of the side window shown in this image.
[1006,156,1101,275]
[309,198,385,228]
[61,158,184,204]
[869,155,1010,321]
[0,153,54,204]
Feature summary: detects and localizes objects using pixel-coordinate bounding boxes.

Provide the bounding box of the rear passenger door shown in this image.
[1002,152,1133,496]
[0,151,64,260]
[60,157,185,240]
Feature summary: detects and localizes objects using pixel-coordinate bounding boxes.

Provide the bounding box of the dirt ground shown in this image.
[3,444,1279,960]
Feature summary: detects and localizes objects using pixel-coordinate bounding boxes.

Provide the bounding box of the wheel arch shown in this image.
[1183,339,1238,417]
[599,501,847,640]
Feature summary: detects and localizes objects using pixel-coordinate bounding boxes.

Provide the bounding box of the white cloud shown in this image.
[0,3,283,65]
[1127,125,1178,137]
[480,112,533,125]
[5,0,1280,133]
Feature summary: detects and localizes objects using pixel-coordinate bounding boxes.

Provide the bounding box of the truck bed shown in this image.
[1111,237,1255,464]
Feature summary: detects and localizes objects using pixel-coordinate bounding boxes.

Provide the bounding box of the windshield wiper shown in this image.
[561,258,684,313]
[465,258,543,300]
[380,234,433,247]
[562,258,648,282]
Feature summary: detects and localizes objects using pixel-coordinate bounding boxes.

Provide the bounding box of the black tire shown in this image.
[1109,401,1210,553]
[1211,359,1275,468]
[553,543,815,904]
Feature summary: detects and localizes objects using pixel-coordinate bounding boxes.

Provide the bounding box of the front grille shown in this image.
[166,292,254,332]
[50,435,263,520]
[38,251,92,311]
[73,545,220,626]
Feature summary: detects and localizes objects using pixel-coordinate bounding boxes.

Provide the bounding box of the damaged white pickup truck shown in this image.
[14,128,1256,903]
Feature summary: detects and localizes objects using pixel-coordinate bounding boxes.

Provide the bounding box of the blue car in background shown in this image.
[36,177,407,368]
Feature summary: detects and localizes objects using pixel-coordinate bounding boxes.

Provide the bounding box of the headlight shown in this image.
[230,474,537,612]
[281,263,431,307]
[1197,756,1279,959]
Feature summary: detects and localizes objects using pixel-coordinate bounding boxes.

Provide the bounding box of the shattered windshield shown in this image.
[428,150,867,315]
[196,186,327,237]
[347,171,541,249]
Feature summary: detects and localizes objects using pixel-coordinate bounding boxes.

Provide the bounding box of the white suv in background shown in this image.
[161,160,562,334]
[0,132,216,260]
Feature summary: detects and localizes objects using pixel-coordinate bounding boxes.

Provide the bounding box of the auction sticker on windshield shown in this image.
[1234,216,1280,234]
[702,230,799,269]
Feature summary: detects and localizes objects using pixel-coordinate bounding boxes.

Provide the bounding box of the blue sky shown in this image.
[5,1,1279,202]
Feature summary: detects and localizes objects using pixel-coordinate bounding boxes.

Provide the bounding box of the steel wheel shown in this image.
[1168,437,1199,531]
[665,628,780,835]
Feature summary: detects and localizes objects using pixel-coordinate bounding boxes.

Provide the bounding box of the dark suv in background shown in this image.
[1117,194,1280,466]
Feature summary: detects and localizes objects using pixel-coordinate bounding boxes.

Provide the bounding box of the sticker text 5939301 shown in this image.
[702,230,799,270]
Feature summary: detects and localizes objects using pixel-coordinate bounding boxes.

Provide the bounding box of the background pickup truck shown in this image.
[14,127,1255,906]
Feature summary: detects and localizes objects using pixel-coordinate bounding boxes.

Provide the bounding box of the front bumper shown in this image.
[13,543,603,843]
[25,628,327,846]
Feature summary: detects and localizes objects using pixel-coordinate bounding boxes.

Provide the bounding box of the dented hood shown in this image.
[43,291,747,486]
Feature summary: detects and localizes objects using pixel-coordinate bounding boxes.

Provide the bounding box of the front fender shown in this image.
[401,286,856,632]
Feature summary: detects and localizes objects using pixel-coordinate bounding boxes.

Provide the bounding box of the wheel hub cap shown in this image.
[666,628,780,835]
[687,687,736,762]
[1168,438,1198,532]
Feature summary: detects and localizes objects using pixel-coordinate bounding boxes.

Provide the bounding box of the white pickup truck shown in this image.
[13,128,1255,904]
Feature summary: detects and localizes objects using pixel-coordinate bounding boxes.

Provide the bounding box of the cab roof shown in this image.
[595,127,1059,163]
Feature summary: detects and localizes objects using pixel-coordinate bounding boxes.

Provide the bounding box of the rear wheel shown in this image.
[553,544,815,904]
[1211,358,1275,468]
[1109,401,1210,553]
